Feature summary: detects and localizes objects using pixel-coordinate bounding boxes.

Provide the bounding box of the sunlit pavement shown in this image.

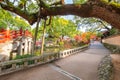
[0,41,110,80]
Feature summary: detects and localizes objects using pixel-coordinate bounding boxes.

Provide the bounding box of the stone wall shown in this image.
[102,34,120,46]
[98,55,113,80]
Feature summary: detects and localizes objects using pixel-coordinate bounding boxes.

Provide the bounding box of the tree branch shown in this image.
[97,20,111,31]
[39,1,120,29]
[0,0,120,29]
[0,2,37,25]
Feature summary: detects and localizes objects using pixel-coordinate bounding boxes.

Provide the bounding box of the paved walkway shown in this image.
[0,41,111,80]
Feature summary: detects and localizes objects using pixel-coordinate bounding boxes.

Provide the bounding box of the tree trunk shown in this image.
[40,19,46,55]
[32,8,41,54]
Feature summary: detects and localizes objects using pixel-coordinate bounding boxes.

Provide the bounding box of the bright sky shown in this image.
[61,0,74,21]
[65,0,73,4]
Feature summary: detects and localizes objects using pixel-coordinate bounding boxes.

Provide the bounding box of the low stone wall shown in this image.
[102,34,120,46]
[101,35,120,80]
[103,34,120,53]
[104,43,120,53]
[98,55,113,80]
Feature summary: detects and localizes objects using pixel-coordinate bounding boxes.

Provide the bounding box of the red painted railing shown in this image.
[0,29,32,43]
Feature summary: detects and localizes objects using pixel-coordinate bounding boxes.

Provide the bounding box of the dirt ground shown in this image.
[111,54,120,80]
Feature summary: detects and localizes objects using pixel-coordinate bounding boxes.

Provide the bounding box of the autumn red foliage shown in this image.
[74,32,97,44]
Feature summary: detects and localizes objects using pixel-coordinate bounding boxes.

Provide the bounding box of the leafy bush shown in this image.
[13,54,35,65]
[70,40,86,47]
[14,54,34,60]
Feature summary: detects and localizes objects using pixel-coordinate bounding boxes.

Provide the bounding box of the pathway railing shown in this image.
[0,31,7,43]
[0,45,88,76]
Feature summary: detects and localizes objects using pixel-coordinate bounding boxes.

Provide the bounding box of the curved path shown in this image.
[0,41,110,80]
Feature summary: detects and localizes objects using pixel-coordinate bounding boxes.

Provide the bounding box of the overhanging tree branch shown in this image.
[0,0,120,29]
[0,2,37,24]
[97,20,111,31]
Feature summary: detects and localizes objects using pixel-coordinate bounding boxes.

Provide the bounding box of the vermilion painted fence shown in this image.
[0,29,32,43]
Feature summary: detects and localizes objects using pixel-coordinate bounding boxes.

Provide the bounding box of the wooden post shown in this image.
[35,59,37,64]
[29,41,32,54]
[18,41,23,55]
[28,40,30,54]
[12,63,16,70]
[24,39,28,54]
[0,66,2,73]
[31,42,34,54]
[40,18,47,54]
[28,38,32,54]
[24,61,28,67]
[20,27,23,36]
[5,27,10,41]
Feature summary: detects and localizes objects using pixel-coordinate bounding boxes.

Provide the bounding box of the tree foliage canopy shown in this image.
[32,17,79,40]
[47,17,79,38]
[0,0,120,29]
[0,8,30,30]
